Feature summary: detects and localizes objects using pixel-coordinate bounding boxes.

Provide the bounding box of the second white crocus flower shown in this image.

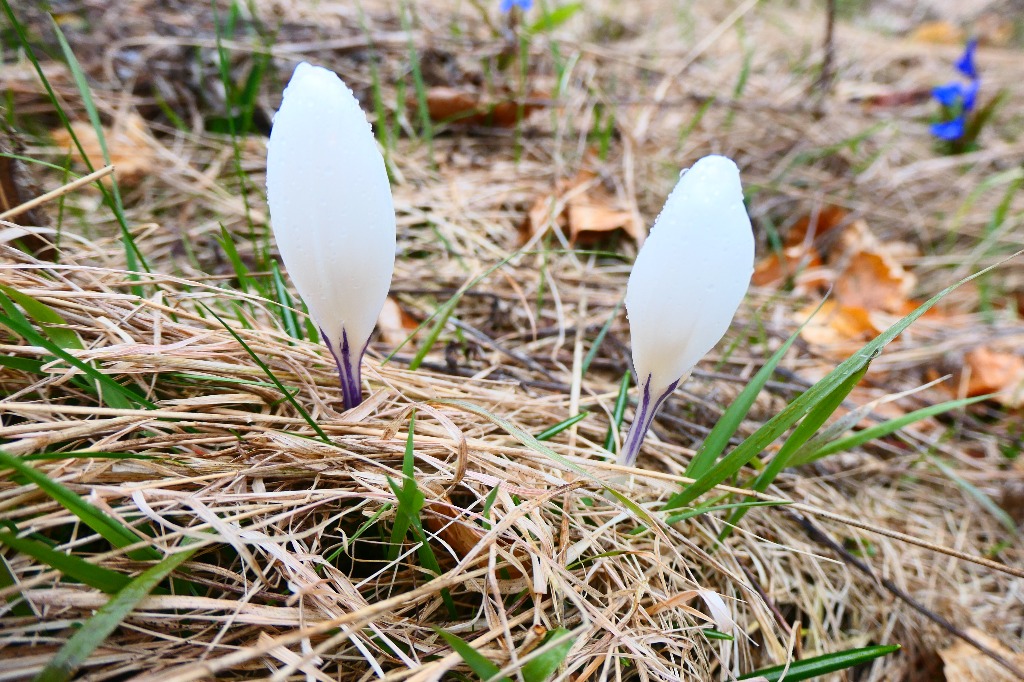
[266,62,396,410]
[618,155,754,467]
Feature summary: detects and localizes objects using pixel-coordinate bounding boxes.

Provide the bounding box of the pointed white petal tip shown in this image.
[267,62,396,409]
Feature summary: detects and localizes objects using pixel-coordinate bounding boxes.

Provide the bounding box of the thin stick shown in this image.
[0,164,115,221]
[788,510,1024,679]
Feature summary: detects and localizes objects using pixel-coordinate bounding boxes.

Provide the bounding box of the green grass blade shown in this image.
[0,551,33,617]
[0,300,152,410]
[928,454,1018,535]
[0,450,159,561]
[434,629,507,682]
[737,644,900,681]
[0,285,83,349]
[580,298,622,375]
[686,299,823,480]
[34,545,199,682]
[521,628,575,682]
[385,412,456,616]
[604,372,631,453]
[667,267,990,510]
[792,395,992,467]
[216,225,254,293]
[722,363,869,532]
[47,15,150,282]
[664,498,790,525]
[202,304,330,443]
[0,531,132,593]
[271,261,303,340]
[535,412,588,441]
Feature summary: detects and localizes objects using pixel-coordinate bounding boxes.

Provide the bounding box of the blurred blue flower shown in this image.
[931,38,980,142]
[955,38,978,79]
[500,0,533,11]
[930,116,965,140]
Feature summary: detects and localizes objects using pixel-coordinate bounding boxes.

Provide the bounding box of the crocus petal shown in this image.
[955,38,978,79]
[267,63,396,408]
[619,155,754,466]
[931,82,963,108]
[930,116,965,140]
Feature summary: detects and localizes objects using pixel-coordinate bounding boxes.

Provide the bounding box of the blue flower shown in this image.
[931,82,962,108]
[931,116,965,140]
[955,38,978,79]
[500,0,533,11]
[930,39,980,142]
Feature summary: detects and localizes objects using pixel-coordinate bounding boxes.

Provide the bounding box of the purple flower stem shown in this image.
[323,328,366,410]
[617,375,679,467]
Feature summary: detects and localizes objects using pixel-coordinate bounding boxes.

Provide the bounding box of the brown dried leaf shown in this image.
[835,250,915,314]
[377,296,419,348]
[962,347,1024,407]
[521,167,641,245]
[938,629,1024,681]
[797,300,879,350]
[412,87,541,127]
[51,112,155,185]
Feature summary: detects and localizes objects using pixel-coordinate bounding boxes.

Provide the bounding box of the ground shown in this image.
[0,1,1022,680]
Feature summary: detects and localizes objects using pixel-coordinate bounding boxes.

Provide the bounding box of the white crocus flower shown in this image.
[266,62,396,409]
[618,155,754,466]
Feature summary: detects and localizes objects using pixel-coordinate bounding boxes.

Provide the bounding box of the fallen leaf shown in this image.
[797,300,879,350]
[785,204,850,247]
[376,296,419,347]
[751,245,824,288]
[961,347,1024,407]
[521,167,642,245]
[411,86,541,128]
[835,250,916,314]
[909,20,964,44]
[566,201,642,244]
[938,629,1024,681]
[51,112,155,185]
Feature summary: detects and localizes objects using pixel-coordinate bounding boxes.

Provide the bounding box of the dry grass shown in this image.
[1,0,1023,680]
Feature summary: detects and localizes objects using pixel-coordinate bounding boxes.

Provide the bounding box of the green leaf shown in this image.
[737,644,900,681]
[202,304,330,443]
[0,530,131,593]
[0,296,153,410]
[0,285,83,349]
[527,3,583,34]
[271,260,303,340]
[48,15,149,282]
[604,372,631,453]
[34,544,199,682]
[386,412,456,617]
[683,305,812,482]
[664,498,790,525]
[521,628,575,682]
[0,450,159,561]
[669,266,990,510]
[0,551,33,617]
[792,394,991,466]
[434,629,508,682]
[720,363,869,537]
[216,225,254,293]
[535,412,588,441]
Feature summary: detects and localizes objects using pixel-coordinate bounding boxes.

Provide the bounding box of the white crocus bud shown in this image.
[618,155,754,466]
[266,62,396,410]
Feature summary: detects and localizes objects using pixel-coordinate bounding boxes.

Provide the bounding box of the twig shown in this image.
[785,509,1024,679]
